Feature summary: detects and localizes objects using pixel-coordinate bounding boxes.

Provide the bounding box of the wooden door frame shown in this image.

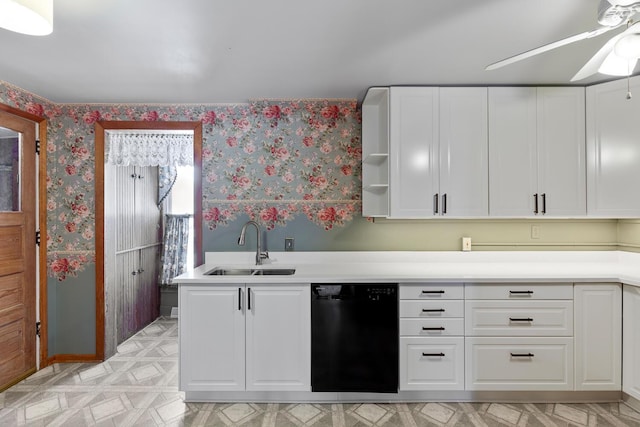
[95,121,203,360]
[0,103,48,369]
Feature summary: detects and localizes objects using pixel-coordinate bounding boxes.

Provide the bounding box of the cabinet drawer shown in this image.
[400,300,464,318]
[465,337,573,390]
[400,318,464,336]
[465,300,573,336]
[400,337,464,391]
[465,283,573,300]
[400,283,464,300]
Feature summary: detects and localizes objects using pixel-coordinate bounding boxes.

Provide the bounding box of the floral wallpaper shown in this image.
[0,81,362,281]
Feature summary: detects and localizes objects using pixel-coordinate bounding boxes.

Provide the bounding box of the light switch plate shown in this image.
[285,237,294,251]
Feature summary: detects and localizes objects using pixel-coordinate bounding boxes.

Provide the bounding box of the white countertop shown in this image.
[173,250,640,287]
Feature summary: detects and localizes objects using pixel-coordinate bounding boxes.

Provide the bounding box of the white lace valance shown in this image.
[106,130,194,167]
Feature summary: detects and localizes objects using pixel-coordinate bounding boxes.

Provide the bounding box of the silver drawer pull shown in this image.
[422,308,445,313]
[509,290,534,295]
[422,352,445,357]
[509,317,533,322]
[421,290,445,294]
[510,352,535,357]
[422,327,445,331]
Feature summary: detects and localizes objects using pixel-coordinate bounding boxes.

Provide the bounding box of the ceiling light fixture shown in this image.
[0,0,53,36]
[598,49,638,76]
[614,33,640,58]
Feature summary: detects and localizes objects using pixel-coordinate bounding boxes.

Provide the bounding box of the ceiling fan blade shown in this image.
[571,21,640,81]
[485,27,615,71]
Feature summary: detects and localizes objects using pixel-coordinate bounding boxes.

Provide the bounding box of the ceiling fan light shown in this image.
[614,34,640,58]
[598,50,638,76]
[0,0,53,36]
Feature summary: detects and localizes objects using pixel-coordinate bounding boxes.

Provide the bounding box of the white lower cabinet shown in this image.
[574,284,621,391]
[245,285,311,391]
[179,284,310,393]
[465,337,573,390]
[465,283,575,391]
[624,285,640,401]
[400,337,464,390]
[399,283,464,391]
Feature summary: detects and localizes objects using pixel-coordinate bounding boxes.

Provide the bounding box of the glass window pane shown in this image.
[0,127,20,212]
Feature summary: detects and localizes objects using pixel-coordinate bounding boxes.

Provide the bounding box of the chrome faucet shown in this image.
[238,220,269,265]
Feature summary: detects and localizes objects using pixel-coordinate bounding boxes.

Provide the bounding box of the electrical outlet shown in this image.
[462,237,472,251]
[531,225,540,239]
[285,237,294,251]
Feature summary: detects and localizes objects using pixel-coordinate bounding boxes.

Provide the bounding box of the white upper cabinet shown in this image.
[439,87,489,217]
[389,87,488,218]
[587,77,640,217]
[389,87,440,217]
[489,87,586,217]
[537,87,586,217]
[362,87,390,217]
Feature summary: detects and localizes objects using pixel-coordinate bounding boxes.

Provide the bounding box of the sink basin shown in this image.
[252,268,296,276]
[206,268,254,276]
[205,267,296,276]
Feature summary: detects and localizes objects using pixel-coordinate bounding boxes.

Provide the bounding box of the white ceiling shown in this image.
[0,0,624,104]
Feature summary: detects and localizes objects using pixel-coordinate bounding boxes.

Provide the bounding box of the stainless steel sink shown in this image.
[206,268,254,276]
[252,268,296,276]
[205,267,296,276]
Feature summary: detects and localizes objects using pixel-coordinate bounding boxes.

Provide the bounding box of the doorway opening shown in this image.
[95,121,202,360]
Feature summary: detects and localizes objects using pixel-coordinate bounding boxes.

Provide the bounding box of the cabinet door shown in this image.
[489,87,538,216]
[624,285,640,400]
[115,166,137,252]
[537,87,586,216]
[587,77,640,217]
[439,87,488,217]
[179,286,245,391]
[465,337,574,391]
[116,250,138,344]
[390,87,439,217]
[135,166,162,246]
[400,337,464,390]
[574,284,621,391]
[245,285,311,391]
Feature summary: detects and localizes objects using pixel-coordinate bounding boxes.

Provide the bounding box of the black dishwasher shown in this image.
[311,283,398,393]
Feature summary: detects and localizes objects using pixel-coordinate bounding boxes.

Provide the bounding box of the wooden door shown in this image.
[0,111,36,391]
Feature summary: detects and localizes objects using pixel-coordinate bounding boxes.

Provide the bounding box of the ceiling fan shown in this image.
[486,0,640,81]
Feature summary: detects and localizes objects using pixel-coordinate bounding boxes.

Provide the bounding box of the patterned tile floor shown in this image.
[1,318,640,426]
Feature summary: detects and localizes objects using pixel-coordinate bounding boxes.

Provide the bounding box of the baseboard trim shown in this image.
[623,392,640,413]
[184,390,622,403]
[48,354,102,364]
